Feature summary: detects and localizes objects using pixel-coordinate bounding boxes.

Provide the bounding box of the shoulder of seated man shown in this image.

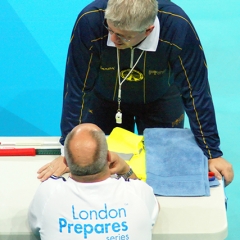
[49,175,67,182]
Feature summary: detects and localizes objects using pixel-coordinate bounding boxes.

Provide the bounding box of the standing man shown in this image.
[38,0,233,185]
[29,123,159,240]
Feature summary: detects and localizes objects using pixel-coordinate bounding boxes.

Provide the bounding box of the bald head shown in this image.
[64,124,108,178]
[69,124,102,166]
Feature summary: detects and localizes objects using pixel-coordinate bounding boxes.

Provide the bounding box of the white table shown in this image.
[0,137,228,240]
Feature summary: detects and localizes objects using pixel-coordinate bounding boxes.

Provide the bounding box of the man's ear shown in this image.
[107,150,111,164]
[145,25,155,36]
[63,157,68,167]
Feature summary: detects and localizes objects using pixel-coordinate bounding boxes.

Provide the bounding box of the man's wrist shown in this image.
[117,167,133,180]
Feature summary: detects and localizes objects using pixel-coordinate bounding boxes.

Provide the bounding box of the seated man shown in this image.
[28,123,159,240]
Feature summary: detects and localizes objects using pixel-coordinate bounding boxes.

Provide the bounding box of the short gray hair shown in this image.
[105,0,158,31]
[64,129,108,176]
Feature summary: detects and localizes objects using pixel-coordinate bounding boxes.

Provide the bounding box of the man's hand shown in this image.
[208,157,234,186]
[108,152,130,175]
[37,156,70,182]
[108,151,138,179]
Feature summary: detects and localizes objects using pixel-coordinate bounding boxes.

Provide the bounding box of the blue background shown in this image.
[1,0,240,239]
[1,0,92,136]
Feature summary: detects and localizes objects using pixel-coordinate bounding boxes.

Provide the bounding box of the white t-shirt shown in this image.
[28,176,159,240]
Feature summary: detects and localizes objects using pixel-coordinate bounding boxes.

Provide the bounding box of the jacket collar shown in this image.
[107,16,160,52]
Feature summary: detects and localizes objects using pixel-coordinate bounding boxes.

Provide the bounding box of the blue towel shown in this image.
[209,178,220,187]
[144,128,210,196]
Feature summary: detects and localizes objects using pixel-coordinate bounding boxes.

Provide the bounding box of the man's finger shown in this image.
[220,170,233,187]
[37,163,51,173]
[37,165,55,181]
[214,171,222,180]
[40,173,52,182]
[38,171,51,182]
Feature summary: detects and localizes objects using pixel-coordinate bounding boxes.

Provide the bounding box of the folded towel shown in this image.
[107,127,146,181]
[144,128,210,196]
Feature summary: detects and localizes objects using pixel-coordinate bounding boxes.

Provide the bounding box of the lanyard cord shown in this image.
[116,48,144,112]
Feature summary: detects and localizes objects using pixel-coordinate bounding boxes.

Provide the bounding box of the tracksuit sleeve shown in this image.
[169,14,223,159]
[60,14,100,145]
